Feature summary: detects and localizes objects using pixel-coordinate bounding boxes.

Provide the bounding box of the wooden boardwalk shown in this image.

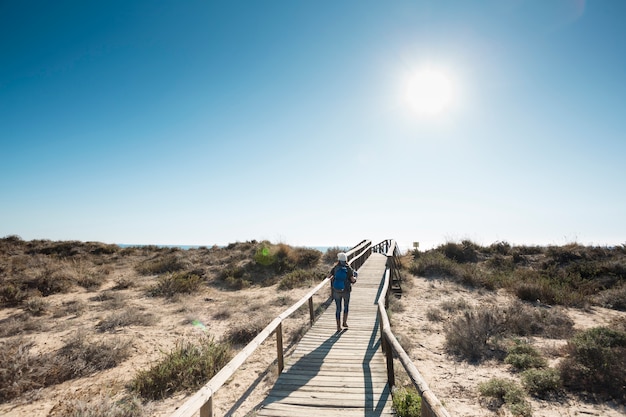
[256,253,395,416]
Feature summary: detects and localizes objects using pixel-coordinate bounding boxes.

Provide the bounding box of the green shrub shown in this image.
[130,336,231,400]
[410,251,461,279]
[437,241,479,263]
[479,378,531,417]
[505,341,547,371]
[392,387,422,417]
[559,327,626,403]
[254,242,275,266]
[521,368,561,399]
[149,272,202,297]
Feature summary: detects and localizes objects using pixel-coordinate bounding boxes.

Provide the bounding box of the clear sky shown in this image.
[1,0,625,250]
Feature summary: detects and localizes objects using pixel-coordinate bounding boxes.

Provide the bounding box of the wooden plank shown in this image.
[254,253,395,417]
[256,403,395,417]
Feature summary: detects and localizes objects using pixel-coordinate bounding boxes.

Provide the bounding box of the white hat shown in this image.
[337,252,347,262]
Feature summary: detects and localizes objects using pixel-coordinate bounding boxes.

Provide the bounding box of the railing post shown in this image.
[200,397,212,417]
[378,308,385,354]
[276,322,284,374]
[384,334,395,388]
[308,297,314,325]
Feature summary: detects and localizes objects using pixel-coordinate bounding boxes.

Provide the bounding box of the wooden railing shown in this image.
[372,239,403,293]
[375,240,451,417]
[170,240,372,417]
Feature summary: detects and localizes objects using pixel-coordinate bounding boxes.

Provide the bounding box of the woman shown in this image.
[329,252,357,331]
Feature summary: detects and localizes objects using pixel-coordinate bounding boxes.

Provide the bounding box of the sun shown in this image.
[406,68,453,117]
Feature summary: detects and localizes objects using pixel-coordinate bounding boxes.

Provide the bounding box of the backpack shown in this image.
[333,264,349,291]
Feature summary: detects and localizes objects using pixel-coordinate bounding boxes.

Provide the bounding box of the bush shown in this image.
[278,269,322,290]
[324,247,344,264]
[559,327,626,403]
[503,300,574,339]
[479,378,531,417]
[53,332,133,380]
[23,296,49,316]
[504,341,547,371]
[136,254,188,275]
[392,387,421,417]
[522,368,561,399]
[410,251,461,279]
[130,336,231,400]
[149,272,202,297]
[290,247,322,268]
[444,307,504,362]
[223,315,270,345]
[50,394,144,417]
[438,240,479,263]
[96,308,157,332]
[595,284,626,311]
[0,282,28,306]
[0,338,43,402]
[0,333,132,402]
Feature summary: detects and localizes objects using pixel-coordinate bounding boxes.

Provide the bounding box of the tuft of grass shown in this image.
[112,276,135,290]
[0,338,44,402]
[53,332,133,380]
[0,333,132,402]
[440,297,470,313]
[23,296,49,316]
[96,307,157,332]
[50,394,144,417]
[392,386,422,417]
[130,336,231,400]
[479,378,532,417]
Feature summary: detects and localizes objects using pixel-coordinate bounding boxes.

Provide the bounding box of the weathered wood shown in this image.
[256,253,392,416]
[170,241,373,417]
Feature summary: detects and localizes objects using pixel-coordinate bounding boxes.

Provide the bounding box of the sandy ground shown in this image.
[391,275,626,417]
[1,266,625,417]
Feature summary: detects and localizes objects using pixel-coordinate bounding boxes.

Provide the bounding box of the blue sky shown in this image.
[1,0,624,250]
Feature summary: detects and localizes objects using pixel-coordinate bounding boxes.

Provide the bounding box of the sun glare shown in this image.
[406,68,453,117]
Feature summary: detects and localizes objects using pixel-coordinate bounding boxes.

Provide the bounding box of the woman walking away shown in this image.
[329,252,357,332]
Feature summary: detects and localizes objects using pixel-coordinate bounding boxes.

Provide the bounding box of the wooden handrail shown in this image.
[170,241,372,417]
[375,240,451,417]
